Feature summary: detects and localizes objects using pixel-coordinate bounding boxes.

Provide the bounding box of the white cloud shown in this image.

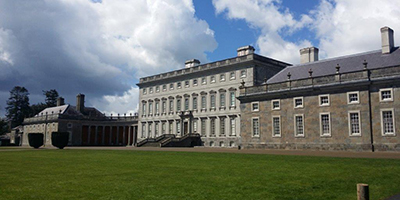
[91,87,139,116]
[0,0,217,116]
[212,0,312,64]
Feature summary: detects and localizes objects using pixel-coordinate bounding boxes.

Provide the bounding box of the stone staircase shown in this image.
[137,133,201,147]
[136,134,175,147]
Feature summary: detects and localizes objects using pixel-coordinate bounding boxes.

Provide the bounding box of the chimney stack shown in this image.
[237,45,255,56]
[185,59,200,68]
[76,94,85,113]
[300,47,319,64]
[57,97,65,106]
[381,26,394,54]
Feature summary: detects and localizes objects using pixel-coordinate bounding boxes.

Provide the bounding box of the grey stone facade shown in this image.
[137,46,290,147]
[238,27,400,151]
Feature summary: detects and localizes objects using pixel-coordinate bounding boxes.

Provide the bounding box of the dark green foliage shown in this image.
[0,118,9,135]
[6,86,30,128]
[43,89,59,107]
[51,132,69,149]
[28,133,43,149]
[29,103,47,116]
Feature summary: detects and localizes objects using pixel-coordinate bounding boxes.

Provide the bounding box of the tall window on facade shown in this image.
[193,79,198,86]
[185,80,190,87]
[176,121,181,135]
[162,101,166,114]
[184,98,189,111]
[142,103,146,115]
[220,118,225,136]
[156,86,160,93]
[230,71,236,80]
[381,109,395,135]
[155,102,159,115]
[380,88,393,102]
[349,112,360,136]
[230,118,236,136]
[202,77,206,84]
[169,121,173,134]
[210,118,216,136]
[169,100,174,113]
[149,87,153,94]
[240,70,246,78]
[170,84,174,90]
[148,102,153,115]
[201,119,206,136]
[319,95,330,106]
[155,122,159,137]
[141,124,146,138]
[252,118,259,137]
[143,88,147,95]
[148,123,152,137]
[177,82,182,89]
[320,113,331,136]
[272,116,280,137]
[201,96,206,110]
[162,122,166,134]
[210,75,216,83]
[294,115,304,137]
[162,85,167,91]
[210,95,216,109]
[193,120,198,133]
[176,99,181,111]
[347,92,359,104]
[220,93,225,108]
[193,97,198,110]
[230,92,236,107]
[220,74,225,81]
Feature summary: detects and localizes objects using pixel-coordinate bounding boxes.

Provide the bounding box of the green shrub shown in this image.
[51,132,69,149]
[28,133,44,149]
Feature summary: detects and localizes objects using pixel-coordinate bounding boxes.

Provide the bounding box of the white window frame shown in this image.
[293,97,304,108]
[193,97,198,110]
[201,77,207,85]
[251,102,259,112]
[220,93,226,108]
[230,91,236,107]
[230,71,236,80]
[185,80,190,88]
[177,82,182,89]
[319,112,331,137]
[240,69,247,78]
[347,91,360,104]
[149,87,153,94]
[380,108,396,136]
[271,99,280,110]
[348,110,361,136]
[156,86,160,93]
[272,115,281,137]
[170,83,174,90]
[294,114,305,137]
[143,88,147,95]
[379,88,393,102]
[319,94,330,106]
[193,79,198,86]
[210,75,216,83]
[252,117,260,137]
[230,118,236,136]
[220,74,225,81]
[162,85,167,91]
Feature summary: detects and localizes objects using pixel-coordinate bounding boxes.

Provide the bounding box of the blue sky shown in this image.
[0,0,399,117]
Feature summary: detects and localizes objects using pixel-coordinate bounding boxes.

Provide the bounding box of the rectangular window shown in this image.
[230,118,236,136]
[230,92,236,107]
[156,86,160,93]
[347,92,359,104]
[348,111,361,136]
[220,118,225,136]
[148,102,153,114]
[148,123,152,137]
[272,116,281,137]
[141,123,146,138]
[380,88,393,102]
[169,100,174,113]
[184,98,189,110]
[142,103,146,115]
[193,120,198,133]
[381,109,395,135]
[162,101,166,113]
[163,85,167,91]
[202,77,207,84]
[272,100,280,110]
[201,96,206,109]
[220,93,225,107]
[320,113,331,136]
[176,121,181,134]
[193,79,198,86]
[210,95,216,109]
[252,102,259,111]
[252,118,259,137]
[176,99,181,111]
[155,122,159,137]
[210,75,216,83]
[143,88,147,95]
[294,97,303,108]
[294,115,304,137]
[230,71,236,80]
[177,82,182,89]
[220,74,225,81]
[319,95,330,106]
[149,87,153,94]
[240,70,246,78]
[193,97,197,110]
[201,119,206,136]
[155,102,159,114]
[170,83,174,90]
[169,121,173,134]
[210,118,216,136]
[185,80,189,88]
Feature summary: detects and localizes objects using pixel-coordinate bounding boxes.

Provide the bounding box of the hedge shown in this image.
[28,133,44,149]
[51,132,69,149]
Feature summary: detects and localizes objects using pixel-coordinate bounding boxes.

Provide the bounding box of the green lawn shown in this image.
[0,149,399,200]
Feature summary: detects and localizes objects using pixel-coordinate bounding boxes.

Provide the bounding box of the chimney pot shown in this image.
[381,26,394,54]
[76,94,85,113]
[185,59,200,68]
[57,97,65,106]
[300,47,319,64]
[237,45,255,56]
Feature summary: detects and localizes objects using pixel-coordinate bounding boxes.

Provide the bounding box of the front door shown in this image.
[183,122,189,135]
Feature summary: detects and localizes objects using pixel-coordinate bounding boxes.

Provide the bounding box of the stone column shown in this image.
[128,126,131,146]
[116,126,120,145]
[88,126,91,145]
[109,126,113,145]
[102,126,105,145]
[123,126,126,146]
[95,126,98,145]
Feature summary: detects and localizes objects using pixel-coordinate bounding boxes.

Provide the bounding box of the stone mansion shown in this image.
[137,26,400,151]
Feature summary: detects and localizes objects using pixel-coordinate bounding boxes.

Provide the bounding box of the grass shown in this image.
[0,149,399,200]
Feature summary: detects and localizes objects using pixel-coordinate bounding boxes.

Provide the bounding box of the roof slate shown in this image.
[267,47,400,84]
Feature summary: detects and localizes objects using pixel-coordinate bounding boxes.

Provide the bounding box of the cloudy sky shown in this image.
[0,0,399,117]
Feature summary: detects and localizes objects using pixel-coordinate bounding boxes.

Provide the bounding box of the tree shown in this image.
[43,89,59,107]
[0,118,9,135]
[30,103,47,116]
[6,86,30,128]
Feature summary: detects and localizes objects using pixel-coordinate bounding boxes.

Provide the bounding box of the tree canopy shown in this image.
[43,89,59,107]
[6,86,30,128]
